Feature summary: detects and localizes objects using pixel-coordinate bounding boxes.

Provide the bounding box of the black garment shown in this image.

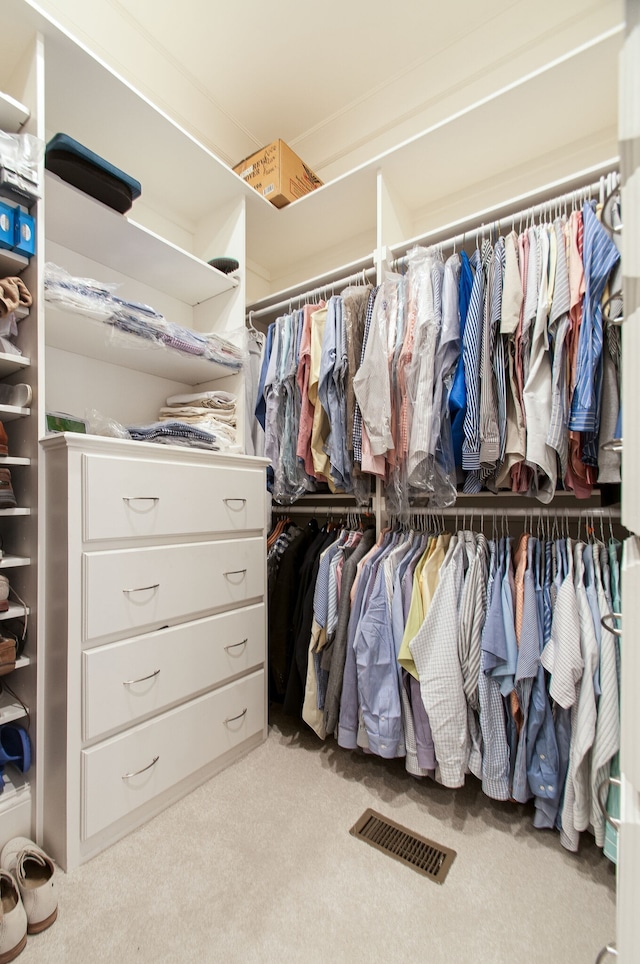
[268,524,315,700]
[283,528,338,717]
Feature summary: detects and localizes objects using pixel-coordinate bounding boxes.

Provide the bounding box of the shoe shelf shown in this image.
[0,693,29,727]
[0,605,30,622]
[0,356,29,380]
[0,556,30,570]
[14,658,29,670]
[0,511,29,518]
[0,406,29,423]
[0,458,30,467]
[0,770,31,808]
[0,250,28,278]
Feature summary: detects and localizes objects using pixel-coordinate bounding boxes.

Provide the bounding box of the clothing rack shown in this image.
[271,504,373,516]
[387,506,621,518]
[247,264,377,322]
[388,167,620,268]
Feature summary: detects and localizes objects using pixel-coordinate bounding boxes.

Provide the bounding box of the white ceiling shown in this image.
[17,0,624,183]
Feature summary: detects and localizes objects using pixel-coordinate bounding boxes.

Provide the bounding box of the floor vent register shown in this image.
[349,809,456,884]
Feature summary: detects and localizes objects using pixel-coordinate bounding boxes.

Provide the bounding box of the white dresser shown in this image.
[41,433,268,870]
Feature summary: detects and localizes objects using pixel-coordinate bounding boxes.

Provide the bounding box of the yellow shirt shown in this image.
[397,537,435,678]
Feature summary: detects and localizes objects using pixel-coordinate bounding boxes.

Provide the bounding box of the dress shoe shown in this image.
[0,869,27,962]
[0,839,56,935]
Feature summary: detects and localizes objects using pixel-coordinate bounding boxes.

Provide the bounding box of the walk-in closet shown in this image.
[0,0,636,962]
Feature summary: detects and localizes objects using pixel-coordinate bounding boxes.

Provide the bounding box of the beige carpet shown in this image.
[18,708,615,963]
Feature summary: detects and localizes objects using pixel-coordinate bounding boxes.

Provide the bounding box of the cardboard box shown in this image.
[234,139,322,208]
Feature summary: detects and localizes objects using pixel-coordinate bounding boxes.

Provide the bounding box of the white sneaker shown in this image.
[0,839,57,935]
[0,869,27,962]
[0,385,31,409]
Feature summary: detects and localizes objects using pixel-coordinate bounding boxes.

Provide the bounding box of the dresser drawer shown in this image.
[81,670,264,840]
[82,603,265,740]
[83,537,264,642]
[82,453,265,542]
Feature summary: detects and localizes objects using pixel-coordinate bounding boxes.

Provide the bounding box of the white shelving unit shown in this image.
[2,0,269,863]
[45,173,239,306]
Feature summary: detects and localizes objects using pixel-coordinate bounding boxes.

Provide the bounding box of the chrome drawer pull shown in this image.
[225,639,248,652]
[600,612,622,638]
[224,707,247,725]
[122,583,160,595]
[122,755,160,780]
[596,775,622,832]
[123,668,161,686]
[122,496,159,503]
[223,498,247,507]
[224,569,247,578]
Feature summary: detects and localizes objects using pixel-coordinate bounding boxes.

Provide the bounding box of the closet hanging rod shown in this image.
[247,265,377,321]
[386,506,621,519]
[388,169,620,267]
[271,504,373,516]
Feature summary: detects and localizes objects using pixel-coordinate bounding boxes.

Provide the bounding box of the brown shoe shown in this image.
[0,638,16,677]
[0,470,16,509]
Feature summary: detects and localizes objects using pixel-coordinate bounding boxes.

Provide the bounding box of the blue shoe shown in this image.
[0,725,31,773]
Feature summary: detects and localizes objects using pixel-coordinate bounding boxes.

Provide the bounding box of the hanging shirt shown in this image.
[296,302,324,478]
[478,540,511,800]
[497,232,526,488]
[352,286,379,466]
[522,225,557,502]
[546,217,571,480]
[569,201,621,457]
[409,535,470,788]
[461,247,486,491]
[353,283,394,457]
[449,250,474,468]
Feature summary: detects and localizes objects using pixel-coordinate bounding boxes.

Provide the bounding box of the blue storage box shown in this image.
[13,209,35,257]
[0,202,14,250]
[45,133,141,214]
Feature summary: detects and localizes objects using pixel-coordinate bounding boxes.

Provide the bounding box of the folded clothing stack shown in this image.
[0,276,32,355]
[159,390,238,447]
[43,263,245,371]
[126,420,223,450]
[126,389,241,453]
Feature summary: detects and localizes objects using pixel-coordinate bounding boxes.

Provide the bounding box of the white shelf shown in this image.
[0,91,29,132]
[0,405,29,423]
[0,457,30,467]
[0,510,30,518]
[0,693,29,726]
[45,173,239,306]
[0,555,30,569]
[46,305,241,385]
[36,18,258,227]
[0,605,30,621]
[0,771,31,809]
[0,249,28,276]
[0,354,30,378]
[14,657,29,670]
